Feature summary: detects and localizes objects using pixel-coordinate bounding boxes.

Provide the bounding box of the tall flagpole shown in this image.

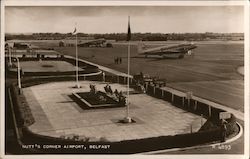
[126,40,130,119]
[75,24,80,88]
[124,16,132,123]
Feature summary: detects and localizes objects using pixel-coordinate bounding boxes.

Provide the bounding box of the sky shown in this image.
[5,6,244,34]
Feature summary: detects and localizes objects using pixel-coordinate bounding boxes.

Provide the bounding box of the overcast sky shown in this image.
[5,6,244,34]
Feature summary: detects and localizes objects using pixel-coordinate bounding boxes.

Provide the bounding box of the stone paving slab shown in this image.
[23,81,205,142]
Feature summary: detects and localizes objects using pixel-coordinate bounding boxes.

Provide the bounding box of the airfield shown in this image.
[52,40,244,112]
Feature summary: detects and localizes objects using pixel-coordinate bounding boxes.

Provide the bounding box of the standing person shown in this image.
[102,71,105,82]
[140,71,143,78]
[119,57,122,64]
[114,89,119,97]
[20,68,24,78]
[221,120,227,142]
[115,57,118,64]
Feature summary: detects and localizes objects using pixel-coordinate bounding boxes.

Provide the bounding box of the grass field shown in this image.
[9,61,83,72]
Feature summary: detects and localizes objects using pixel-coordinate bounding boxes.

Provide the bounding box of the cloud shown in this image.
[5,6,244,33]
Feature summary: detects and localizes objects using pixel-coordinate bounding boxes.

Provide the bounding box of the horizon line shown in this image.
[5,32,244,35]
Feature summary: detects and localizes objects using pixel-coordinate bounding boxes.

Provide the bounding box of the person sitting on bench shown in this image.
[108,85,113,95]
[114,89,119,97]
[104,84,109,93]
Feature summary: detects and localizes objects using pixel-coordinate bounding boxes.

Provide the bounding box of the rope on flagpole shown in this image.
[75,23,80,88]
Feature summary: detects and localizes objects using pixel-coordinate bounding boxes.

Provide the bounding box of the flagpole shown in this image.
[126,40,130,119]
[75,26,79,88]
[124,16,132,123]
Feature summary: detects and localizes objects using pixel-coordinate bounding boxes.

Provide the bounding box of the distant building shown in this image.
[64,37,95,40]
[13,42,31,49]
[106,43,113,48]
[59,41,65,47]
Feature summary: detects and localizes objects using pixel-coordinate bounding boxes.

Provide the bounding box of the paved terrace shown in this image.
[23,81,205,142]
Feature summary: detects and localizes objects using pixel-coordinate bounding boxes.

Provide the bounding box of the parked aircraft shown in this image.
[137,42,197,59]
[78,38,106,47]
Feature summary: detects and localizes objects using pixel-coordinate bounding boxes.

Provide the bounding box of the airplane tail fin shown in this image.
[187,41,196,56]
[137,41,146,54]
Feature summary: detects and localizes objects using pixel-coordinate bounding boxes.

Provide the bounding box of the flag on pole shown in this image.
[72,27,77,34]
[127,16,131,41]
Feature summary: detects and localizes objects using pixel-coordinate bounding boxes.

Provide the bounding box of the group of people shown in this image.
[89,83,127,106]
[104,84,113,94]
[114,89,126,105]
[114,57,122,64]
[136,82,146,93]
[104,84,126,105]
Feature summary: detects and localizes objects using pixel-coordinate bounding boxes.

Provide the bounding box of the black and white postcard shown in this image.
[1,1,249,159]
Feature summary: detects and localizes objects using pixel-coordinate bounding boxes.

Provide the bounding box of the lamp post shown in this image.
[14,57,22,94]
[8,46,12,67]
[73,24,80,88]
[75,32,80,88]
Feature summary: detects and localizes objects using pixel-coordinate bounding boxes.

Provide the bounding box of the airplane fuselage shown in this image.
[140,43,197,59]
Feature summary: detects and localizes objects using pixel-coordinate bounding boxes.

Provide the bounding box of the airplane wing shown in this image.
[148,49,182,55]
[138,42,197,57]
[141,43,181,53]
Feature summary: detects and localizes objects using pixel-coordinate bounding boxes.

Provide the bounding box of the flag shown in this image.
[72,27,77,34]
[127,16,131,41]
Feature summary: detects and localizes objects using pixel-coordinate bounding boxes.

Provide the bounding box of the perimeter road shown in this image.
[65,55,132,78]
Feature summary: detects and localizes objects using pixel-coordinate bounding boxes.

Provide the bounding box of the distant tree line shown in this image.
[5,32,244,41]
